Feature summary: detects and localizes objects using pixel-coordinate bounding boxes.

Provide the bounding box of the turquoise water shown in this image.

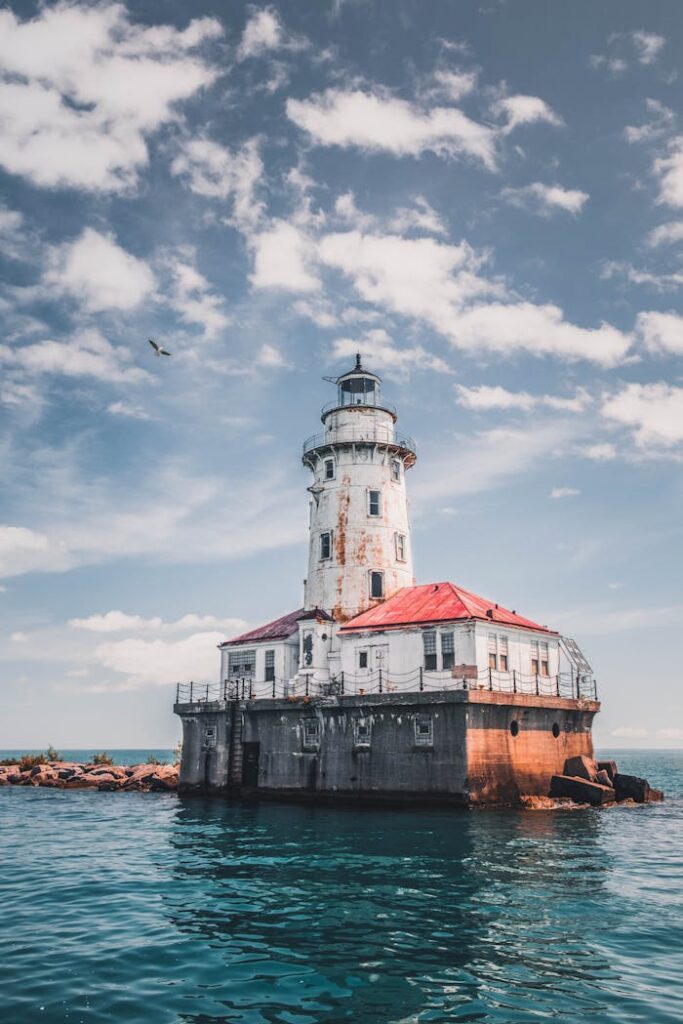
[0,749,176,765]
[1,751,681,1024]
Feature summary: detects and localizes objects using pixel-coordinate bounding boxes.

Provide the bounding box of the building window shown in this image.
[303,718,320,746]
[370,571,384,599]
[203,726,217,749]
[441,632,455,670]
[414,715,433,746]
[499,635,509,672]
[391,459,401,482]
[359,650,368,669]
[324,458,335,480]
[353,719,371,746]
[229,649,255,676]
[395,532,406,561]
[540,641,550,676]
[488,633,509,671]
[302,631,313,668]
[531,640,550,676]
[423,630,437,670]
[320,531,332,560]
[265,649,275,682]
[368,490,382,516]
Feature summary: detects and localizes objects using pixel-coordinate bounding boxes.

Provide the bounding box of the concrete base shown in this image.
[176,689,599,807]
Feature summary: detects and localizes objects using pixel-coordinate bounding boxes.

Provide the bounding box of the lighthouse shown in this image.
[302,355,417,622]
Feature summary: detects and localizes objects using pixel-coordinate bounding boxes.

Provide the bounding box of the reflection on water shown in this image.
[0,751,681,1024]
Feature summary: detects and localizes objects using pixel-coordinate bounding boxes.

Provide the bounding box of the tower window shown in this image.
[368,490,382,516]
[414,715,433,746]
[391,460,401,482]
[324,458,335,480]
[441,632,454,670]
[353,719,371,746]
[395,532,406,562]
[265,649,275,682]
[423,630,437,670]
[320,531,332,560]
[359,650,368,669]
[370,571,384,599]
[303,718,320,747]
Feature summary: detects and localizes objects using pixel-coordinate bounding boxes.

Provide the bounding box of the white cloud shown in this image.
[317,230,631,365]
[94,631,226,686]
[602,382,683,449]
[237,8,286,60]
[171,136,263,228]
[250,220,320,292]
[0,5,221,191]
[455,384,589,413]
[582,442,617,461]
[44,228,155,312]
[630,30,665,65]
[424,68,478,102]
[654,136,683,208]
[636,311,683,355]
[493,94,562,133]
[69,610,247,634]
[0,203,25,258]
[107,401,153,421]
[657,728,683,740]
[0,328,149,386]
[0,525,62,577]
[10,631,28,643]
[647,221,683,247]
[287,88,497,168]
[549,486,580,499]
[389,197,447,235]
[589,54,627,75]
[332,328,450,378]
[501,182,589,216]
[165,252,228,338]
[611,726,649,738]
[624,99,674,144]
[257,343,287,367]
[601,260,683,291]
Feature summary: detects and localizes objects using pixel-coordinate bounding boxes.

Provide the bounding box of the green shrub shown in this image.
[146,755,164,765]
[19,754,45,771]
[92,751,114,766]
[46,744,60,762]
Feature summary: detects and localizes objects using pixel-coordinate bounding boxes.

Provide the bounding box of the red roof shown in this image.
[339,582,556,635]
[221,607,334,647]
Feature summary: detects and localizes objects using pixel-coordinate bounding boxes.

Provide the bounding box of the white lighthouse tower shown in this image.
[302,355,417,622]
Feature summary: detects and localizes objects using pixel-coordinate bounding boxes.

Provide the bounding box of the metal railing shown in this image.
[175,669,597,705]
[320,399,397,419]
[302,427,416,458]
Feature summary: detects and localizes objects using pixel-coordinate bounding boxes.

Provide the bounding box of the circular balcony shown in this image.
[302,427,417,467]
[320,398,397,423]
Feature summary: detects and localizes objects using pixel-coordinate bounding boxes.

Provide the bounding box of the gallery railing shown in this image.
[175,668,597,705]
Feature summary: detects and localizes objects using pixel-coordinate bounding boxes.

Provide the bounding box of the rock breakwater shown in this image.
[0,760,179,792]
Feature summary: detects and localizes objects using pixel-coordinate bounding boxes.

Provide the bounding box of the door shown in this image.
[242,742,260,787]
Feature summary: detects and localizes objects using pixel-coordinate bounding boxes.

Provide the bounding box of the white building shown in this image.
[217,357,593,701]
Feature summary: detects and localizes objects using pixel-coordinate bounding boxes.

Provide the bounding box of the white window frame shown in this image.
[414,715,433,747]
[358,648,369,670]
[324,458,335,481]
[369,570,384,599]
[391,459,401,482]
[395,532,407,562]
[423,629,437,670]
[441,631,455,670]
[488,633,510,672]
[320,530,332,560]
[303,718,321,747]
[368,489,382,517]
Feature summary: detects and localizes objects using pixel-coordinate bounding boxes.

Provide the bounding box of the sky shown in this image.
[1,0,682,750]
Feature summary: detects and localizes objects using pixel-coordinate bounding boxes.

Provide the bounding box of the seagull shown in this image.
[148,338,171,357]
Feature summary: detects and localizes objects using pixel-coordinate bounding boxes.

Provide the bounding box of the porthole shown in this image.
[510,720,519,737]
[552,722,560,739]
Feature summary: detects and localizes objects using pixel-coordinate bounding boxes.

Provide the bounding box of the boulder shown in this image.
[595,769,613,788]
[613,773,657,803]
[597,760,618,783]
[563,755,599,782]
[550,774,616,806]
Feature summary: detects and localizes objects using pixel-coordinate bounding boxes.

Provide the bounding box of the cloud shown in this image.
[256,343,287,368]
[0,5,221,191]
[390,197,447,235]
[236,7,308,61]
[44,228,156,312]
[425,69,478,102]
[601,260,683,291]
[164,251,229,338]
[654,136,683,208]
[455,384,590,412]
[636,311,683,355]
[611,726,649,738]
[69,610,247,634]
[646,221,683,247]
[602,382,683,449]
[0,328,150,386]
[630,30,665,65]
[0,525,63,577]
[0,203,25,259]
[250,220,320,292]
[107,401,153,421]
[286,88,497,168]
[332,328,450,378]
[549,486,580,499]
[657,728,683,740]
[582,442,617,461]
[624,99,674,144]
[492,94,562,133]
[94,631,227,686]
[170,136,263,228]
[501,182,589,216]
[589,54,627,75]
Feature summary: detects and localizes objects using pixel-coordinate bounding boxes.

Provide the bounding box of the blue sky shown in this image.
[1,0,682,749]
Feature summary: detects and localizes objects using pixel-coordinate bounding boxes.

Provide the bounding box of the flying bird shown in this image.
[148,338,171,357]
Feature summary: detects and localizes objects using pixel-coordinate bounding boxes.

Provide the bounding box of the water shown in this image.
[0,750,681,1024]
[0,749,176,766]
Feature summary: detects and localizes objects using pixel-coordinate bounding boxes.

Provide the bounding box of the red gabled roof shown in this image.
[220,607,334,647]
[339,582,556,635]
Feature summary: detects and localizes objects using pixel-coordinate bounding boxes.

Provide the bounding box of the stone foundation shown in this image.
[176,690,599,807]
